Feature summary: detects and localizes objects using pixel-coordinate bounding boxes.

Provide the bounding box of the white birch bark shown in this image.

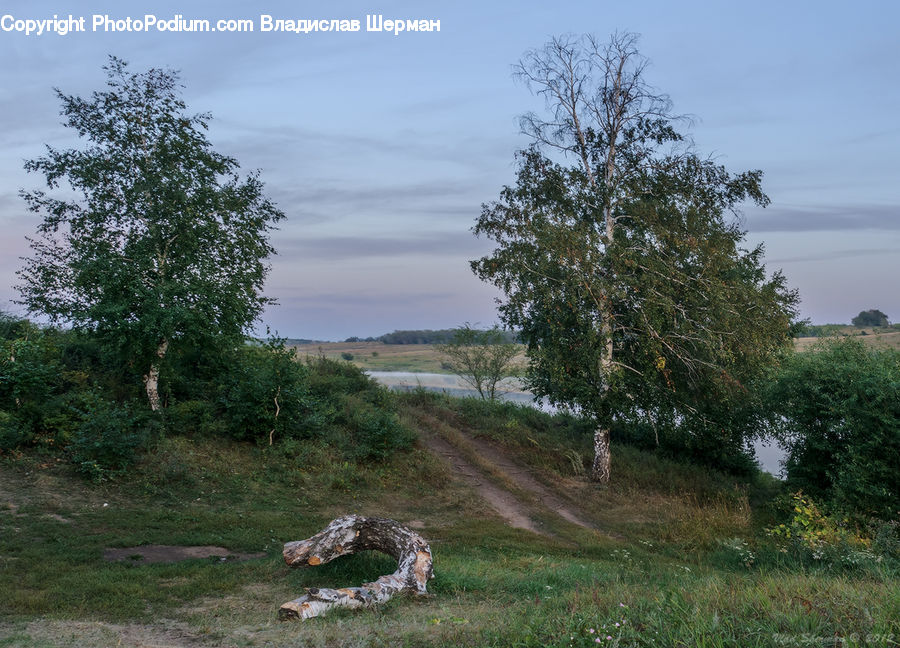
[279,515,434,620]
[143,339,169,412]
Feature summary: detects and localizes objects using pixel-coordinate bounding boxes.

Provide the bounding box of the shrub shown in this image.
[765,339,899,520]
[341,352,354,361]
[305,358,416,460]
[216,341,321,443]
[69,396,157,481]
[165,399,227,437]
[347,403,415,460]
[0,332,62,444]
[0,410,25,452]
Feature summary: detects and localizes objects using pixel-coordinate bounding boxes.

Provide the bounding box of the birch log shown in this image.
[278,515,434,620]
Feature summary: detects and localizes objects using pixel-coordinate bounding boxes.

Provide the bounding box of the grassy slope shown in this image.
[1,394,897,647]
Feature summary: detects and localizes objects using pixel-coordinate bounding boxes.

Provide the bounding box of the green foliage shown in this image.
[69,394,158,481]
[436,324,520,401]
[347,403,414,460]
[306,357,415,460]
[769,493,861,549]
[852,308,889,327]
[611,416,760,476]
[340,352,354,361]
[376,329,458,344]
[214,340,318,444]
[765,339,900,520]
[472,34,798,475]
[0,326,62,444]
[0,316,416,475]
[796,323,847,337]
[16,57,284,408]
[0,409,24,451]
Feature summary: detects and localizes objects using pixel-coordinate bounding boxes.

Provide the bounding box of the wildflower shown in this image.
[594,639,601,644]
[619,603,625,608]
[607,636,613,641]
[615,622,620,627]
[589,628,595,633]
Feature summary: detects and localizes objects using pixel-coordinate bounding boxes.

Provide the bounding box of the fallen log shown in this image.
[278,515,434,620]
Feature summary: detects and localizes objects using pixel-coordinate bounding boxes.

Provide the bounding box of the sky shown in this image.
[1,0,898,341]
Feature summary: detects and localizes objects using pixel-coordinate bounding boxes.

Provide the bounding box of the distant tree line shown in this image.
[343,328,520,345]
[796,324,853,338]
[795,309,894,337]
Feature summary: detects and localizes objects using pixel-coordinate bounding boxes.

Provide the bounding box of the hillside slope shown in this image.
[1,393,897,647]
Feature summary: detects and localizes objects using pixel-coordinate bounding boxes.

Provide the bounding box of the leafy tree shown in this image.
[472,33,798,481]
[436,324,521,401]
[16,57,284,410]
[851,309,889,328]
[765,339,899,521]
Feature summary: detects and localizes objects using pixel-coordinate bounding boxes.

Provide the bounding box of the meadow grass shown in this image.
[294,342,528,374]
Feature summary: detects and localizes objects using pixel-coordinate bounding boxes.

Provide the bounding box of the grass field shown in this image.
[1,392,897,647]
[298,328,900,376]
[794,327,900,352]
[293,341,527,374]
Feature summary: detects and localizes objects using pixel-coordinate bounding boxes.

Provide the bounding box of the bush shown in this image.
[165,399,227,437]
[0,410,25,452]
[347,403,415,460]
[216,341,321,443]
[341,352,354,361]
[306,356,374,397]
[305,358,415,460]
[0,331,62,444]
[69,396,157,481]
[765,340,900,520]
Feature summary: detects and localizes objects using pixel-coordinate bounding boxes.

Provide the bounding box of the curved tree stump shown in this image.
[278,515,434,620]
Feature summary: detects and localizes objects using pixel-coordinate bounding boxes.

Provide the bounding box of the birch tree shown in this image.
[16,57,284,410]
[436,324,520,401]
[472,33,798,482]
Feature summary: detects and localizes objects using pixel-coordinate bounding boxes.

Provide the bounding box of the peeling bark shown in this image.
[279,515,433,621]
[143,339,169,412]
[591,427,611,483]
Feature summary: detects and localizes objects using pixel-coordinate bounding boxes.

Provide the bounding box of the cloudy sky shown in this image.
[1,0,898,340]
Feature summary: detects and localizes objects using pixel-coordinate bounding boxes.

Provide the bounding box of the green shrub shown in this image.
[0,332,62,444]
[216,341,321,443]
[341,352,354,361]
[347,404,415,460]
[0,410,25,452]
[165,399,227,437]
[765,340,900,520]
[69,396,158,481]
[306,356,374,397]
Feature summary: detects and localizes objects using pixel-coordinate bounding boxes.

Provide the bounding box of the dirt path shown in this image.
[462,434,596,530]
[418,428,540,533]
[412,410,601,536]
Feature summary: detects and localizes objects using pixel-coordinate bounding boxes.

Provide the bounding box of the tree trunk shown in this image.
[279,515,433,620]
[143,339,169,412]
[591,426,611,483]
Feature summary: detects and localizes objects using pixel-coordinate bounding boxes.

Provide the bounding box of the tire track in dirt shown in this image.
[412,409,602,536]
[418,428,540,534]
[462,435,597,531]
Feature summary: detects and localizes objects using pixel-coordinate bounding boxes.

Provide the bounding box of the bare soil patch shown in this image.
[103,545,266,564]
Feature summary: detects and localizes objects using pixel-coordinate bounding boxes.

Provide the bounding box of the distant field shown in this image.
[795,327,900,351]
[292,341,527,373]
[297,331,898,374]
